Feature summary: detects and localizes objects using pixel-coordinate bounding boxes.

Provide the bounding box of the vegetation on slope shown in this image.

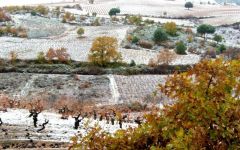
[72,59,240,149]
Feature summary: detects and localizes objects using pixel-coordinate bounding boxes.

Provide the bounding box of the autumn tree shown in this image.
[46,47,70,63]
[72,59,240,149]
[157,49,177,65]
[88,36,122,66]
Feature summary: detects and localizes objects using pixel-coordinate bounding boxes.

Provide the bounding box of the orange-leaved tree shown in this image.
[88,36,122,67]
[46,47,70,63]
[72,59,240,149]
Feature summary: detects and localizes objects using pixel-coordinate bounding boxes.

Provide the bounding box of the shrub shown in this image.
[62,18,66,23]
[127,101,147,112]
[0,28,4,36]
[9,51,17,64]
[108,8,120,16]
[63,12,76,22]
[31,11,37,16]
[139,40,153,49]
[204,49,217,58]
[111,16,119,22]
[130,60,136,66]
[37,52,46,63]
[153,28,168,43]
[92,18,101,26]
[46,48,70,63]
[127,15,142,25]
[148,58,157,67]
[217,44,226,53]
[224,48,240,60]
[88,36,122,66]
[92,12,97,17]
[185,2,193,10]
[0,10,11,22]
[213,34,223,44]
[35,5,49,15]
[175,41,187,54]
[164,22,177,36]
[187,35,193,43]
[131,36,139,44]
[126,34,133,42]
[144,19,154,24]
[157,49,177,65]
[185,27,193,34]
[77,27,84,37]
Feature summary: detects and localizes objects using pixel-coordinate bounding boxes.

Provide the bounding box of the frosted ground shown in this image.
[0,14,201,65]
[1,0,240,26]
[0,109,137,142]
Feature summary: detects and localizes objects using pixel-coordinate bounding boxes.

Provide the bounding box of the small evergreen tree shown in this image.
[213,34,223,44]
[109,8,120,16]
[185,2,193,10]
[153,28,168,43]
[197,24,215,40]
[175,41,187,55]
[130,60,136,66]
[132,36,139,44]
[77,27,84,37]
[218,44,226,53]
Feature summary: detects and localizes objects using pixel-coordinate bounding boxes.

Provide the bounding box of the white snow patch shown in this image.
[108,74,121,104]
[0,109,137,142]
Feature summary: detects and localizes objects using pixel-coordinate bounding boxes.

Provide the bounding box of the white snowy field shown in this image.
[0,0,73,6]
[0,0,218,7]
[0,109,137,142]
[0,21,201,65]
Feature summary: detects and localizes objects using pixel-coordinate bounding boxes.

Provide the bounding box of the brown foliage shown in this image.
[163,22,177,36]
[138,40,153,49]
[88,36,122,66]
[9,51,17,64]
[223,48,240,60]
[0,10,11,22]
[157,49,177,65]
[63,12,76,22]
[46,48,70,62]
[73,59,240,149]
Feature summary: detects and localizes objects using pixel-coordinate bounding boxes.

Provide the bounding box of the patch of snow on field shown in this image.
[0,109,137,142]
[108,74,120,104]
